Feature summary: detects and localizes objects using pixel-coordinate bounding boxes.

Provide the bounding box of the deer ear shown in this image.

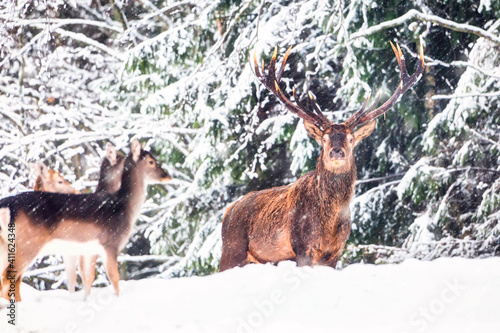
[353,120,376,147]
[105,142,118,166]
[0,208,10,231]
[304,120,323,144]
[32,161,49,179]
[131,138,142,162]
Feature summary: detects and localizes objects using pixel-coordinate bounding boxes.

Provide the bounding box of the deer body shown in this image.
[223,173,355,267]
[221,127,357,269]
[0,140,170,301]
[28,154,124,295]
[0,162,79,294]
[220,43,424,271]
[76,143,125,297]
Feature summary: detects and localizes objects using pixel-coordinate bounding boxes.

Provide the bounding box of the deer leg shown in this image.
[219,208,249,271]
[325,256,339,269]
[64,255,77,293]
[246,251,262,265]
[80,255,97,298]
[291,237,315,267]
[104,249,120,296]
[3,213,47,301]
[219,238,249,271]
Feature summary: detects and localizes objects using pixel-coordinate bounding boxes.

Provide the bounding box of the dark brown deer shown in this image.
[0,139,171,301]
[96,142,125,193]
[219,42,424,271]
[77,142,125,297]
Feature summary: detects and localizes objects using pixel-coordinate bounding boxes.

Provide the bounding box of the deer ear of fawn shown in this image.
[353,120,377,147]
[304,120,323,145]
[105,142,118,166]
[32,161,49,180]
[131,138,142,162]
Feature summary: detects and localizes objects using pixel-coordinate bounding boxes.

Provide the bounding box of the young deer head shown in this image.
[219,43,424,271]
[95,143,125,193]
[32,161,79,194]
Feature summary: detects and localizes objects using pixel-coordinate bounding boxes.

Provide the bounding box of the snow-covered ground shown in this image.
[0,257,499,333]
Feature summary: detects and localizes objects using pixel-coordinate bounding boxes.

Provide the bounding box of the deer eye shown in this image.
[58,181,63,184]
[149,160,154,165]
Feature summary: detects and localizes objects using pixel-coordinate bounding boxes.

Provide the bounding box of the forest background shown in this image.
[0,0,498,289]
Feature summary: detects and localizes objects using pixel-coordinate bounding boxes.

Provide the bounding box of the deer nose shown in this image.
[330,147,345,160]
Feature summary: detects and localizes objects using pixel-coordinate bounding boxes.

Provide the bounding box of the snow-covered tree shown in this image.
[0,0,498,287]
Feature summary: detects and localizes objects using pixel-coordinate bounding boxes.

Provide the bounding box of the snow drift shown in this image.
[1,257,499,333]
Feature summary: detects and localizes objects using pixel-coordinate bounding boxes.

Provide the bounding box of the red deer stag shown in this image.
[0,139,170,301]
[219,42,424,271]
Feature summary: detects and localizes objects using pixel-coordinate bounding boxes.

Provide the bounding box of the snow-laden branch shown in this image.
[4,18,122,32]
[350,10,500,45]
[465,125,500,148]
[54,28,126,61]
[135,0,195,24]
[355,173,406,185]
[432,91,500,100]
[425,58,500,80]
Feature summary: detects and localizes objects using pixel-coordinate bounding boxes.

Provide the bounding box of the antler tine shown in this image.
[277,45,293,82]
[345,92,372,127]
[291,89,329,127]
[345,42,425,129]
[273,82,320,124]
[355,92,381,124]
[307,91,331,126]
[253,52,262,78]
[268,46,279,81]
[254,46,331,128]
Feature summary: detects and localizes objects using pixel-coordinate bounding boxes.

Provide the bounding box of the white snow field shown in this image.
[0,257,499,333]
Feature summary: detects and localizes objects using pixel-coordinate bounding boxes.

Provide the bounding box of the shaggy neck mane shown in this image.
[292,153,357,223]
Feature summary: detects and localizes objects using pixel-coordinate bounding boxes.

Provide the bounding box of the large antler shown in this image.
[254,46,332,130]
[344,42,425,130]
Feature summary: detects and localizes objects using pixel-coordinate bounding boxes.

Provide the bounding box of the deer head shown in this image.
[129,138,172,185]
[96,142,125,193]
[32,161,79,194]
[254,42,425,174]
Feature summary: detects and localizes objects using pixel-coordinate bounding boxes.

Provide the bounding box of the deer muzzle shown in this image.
[329,147,345,160]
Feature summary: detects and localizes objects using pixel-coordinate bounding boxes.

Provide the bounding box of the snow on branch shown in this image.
[425,58,500,80]
[432,91,500,100]
[350,10,500,46]
[5,18,122,32]
[54,28,126,61]
[465,125,500,148]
